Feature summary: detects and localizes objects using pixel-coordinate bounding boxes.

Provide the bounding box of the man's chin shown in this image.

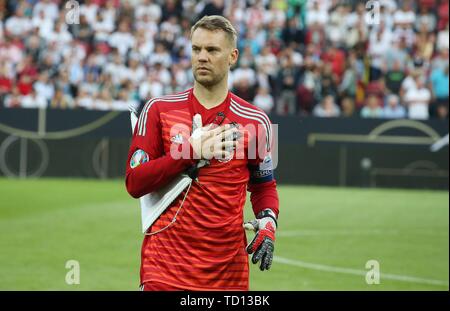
[194,77,217,88]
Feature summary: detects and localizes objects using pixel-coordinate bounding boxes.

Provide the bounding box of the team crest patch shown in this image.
[130,149,149,168]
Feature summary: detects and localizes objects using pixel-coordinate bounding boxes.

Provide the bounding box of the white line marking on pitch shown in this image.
[274,256,449,287]
[277,229,447,237]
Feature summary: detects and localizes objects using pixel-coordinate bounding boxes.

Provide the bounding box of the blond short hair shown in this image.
[191,15,237,48]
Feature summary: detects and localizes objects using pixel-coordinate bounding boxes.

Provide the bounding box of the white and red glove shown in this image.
[244,209,277,271]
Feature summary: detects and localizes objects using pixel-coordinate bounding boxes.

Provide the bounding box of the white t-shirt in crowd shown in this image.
[437,30,449,51]
[32,16,55,41]
[33,1,59,21]
[109,32,136,56]
[128,66,147,84]
[254,94,274,114]
[401,76,417,93]
[46,28,73,46]
[148,52,172,68]
[0,43,23,65]
[93,18,115,41]
[77,96,94,109]
[368,37,391,69]
[255,53,278,76]
[307,9,329,26]
[232,67,257,86]
[5,16,33,37]
[104,63,130,85]
[93,99,112,111]
[139,80,164,100]
[135,3,162,21]
[21,94,48,109]
[404,87,431,120]
[394,10,416,26]
[80,3,99,25]
[34,82,55,102]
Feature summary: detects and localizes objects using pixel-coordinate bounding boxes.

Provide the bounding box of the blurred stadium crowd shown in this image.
[0,0,448,119]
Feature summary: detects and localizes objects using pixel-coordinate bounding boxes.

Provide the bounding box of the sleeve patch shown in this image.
[130,149,149,169]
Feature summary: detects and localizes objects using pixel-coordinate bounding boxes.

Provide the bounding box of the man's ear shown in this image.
[229,48,239,67]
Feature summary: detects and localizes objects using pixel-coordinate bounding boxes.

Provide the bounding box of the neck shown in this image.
[193,78,229,109]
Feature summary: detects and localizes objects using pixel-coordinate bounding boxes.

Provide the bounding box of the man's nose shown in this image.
[198,49,208,61]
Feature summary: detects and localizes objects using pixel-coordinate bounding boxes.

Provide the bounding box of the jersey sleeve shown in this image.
[246,113,279,218]
[125,101,195,198]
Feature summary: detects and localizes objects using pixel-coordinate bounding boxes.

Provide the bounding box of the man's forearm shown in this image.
[126,154,195,198]
[248,180,279,217]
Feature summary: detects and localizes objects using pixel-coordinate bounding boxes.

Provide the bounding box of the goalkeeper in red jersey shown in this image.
[125,15,279,291]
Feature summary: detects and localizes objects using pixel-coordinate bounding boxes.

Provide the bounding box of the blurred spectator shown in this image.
[136,0,162,22]
[322,45,345,82]
[415,2,436,32]
[233,58,256,89]
[233,79,256,103]
[0,37,24,67]
[34,72,54,104]
[109,20,135,57]
[383,94,406,119]
[22,88,47,109]
[385,59,406,94]
[436,103,449,120]
[276,55,299,115]
[4,87,22,108]
[432,47,450,70]
[255,46,278,89]
[338,52,360,99]
[313,95,341,118]
[0,64,12,104]
[32,9,54,39]
[254,87,275,114]
[326,3,348,46]
[361,95,384,118]
[80,0,100,26]
[437,22,449,50]
[161,0,183,22]
[92,10,115,43]
[50,88,74,109]
[394,1,416,29]
[319,63,338,99]
[403,75,432,120]
[437,0,449,30]
[340,97,356,118]
[17,74,33,96]
[414,23,435,62]
[73,15,94,44]
[5,5,33,38]
[429,65,449,117]
[368,23,392,81]
[306,1,328,27]
[282,17,304,48]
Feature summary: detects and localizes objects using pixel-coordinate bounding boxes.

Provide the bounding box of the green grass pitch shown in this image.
[0,178,448,290]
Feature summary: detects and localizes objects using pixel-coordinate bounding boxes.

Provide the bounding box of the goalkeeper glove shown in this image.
[244,209,277,271]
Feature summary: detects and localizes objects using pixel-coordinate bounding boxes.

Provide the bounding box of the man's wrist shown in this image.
[256,209,278,228]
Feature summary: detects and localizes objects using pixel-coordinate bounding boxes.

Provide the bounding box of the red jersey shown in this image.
[125,88,279,290]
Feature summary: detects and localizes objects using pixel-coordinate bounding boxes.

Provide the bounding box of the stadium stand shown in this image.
[0,0,448,119]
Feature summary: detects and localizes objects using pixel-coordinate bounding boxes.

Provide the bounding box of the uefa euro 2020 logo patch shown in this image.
[130,149,149,169]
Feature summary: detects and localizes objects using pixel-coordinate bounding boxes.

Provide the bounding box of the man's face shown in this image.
[191,28,238,88]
